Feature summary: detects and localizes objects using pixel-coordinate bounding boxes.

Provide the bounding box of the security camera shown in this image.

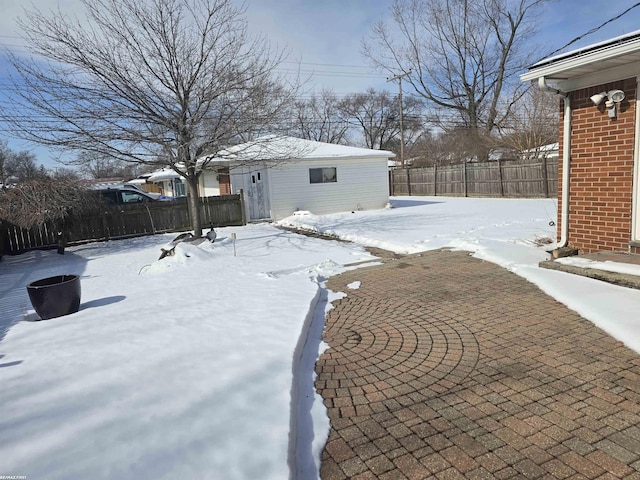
[590,92,607,106]
[608,89,625,103]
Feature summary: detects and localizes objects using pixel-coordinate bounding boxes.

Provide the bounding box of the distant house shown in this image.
[521,31,640,254]
[199,136,394,222]
[521,143,559,162]
[146,168,187,198]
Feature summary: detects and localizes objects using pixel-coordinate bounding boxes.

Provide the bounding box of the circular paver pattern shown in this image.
[323,310,480,412]
[316,249,640,480]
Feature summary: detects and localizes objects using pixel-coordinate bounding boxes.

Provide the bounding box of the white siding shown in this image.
[155,179,174,197]
[267,156,389,220]
[199,171,221,197]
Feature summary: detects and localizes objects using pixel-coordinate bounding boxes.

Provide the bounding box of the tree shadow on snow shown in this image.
[389,198,443,208]
[81,295,126,311]
[0,358,23,368]
[19,296,127,322]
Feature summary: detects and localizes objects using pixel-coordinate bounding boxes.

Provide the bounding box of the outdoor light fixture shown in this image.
[608,89,625,102]
[590,89,625,118]
[590,92,607,106]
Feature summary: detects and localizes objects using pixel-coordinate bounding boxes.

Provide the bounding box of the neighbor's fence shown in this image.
[0,194,244,256]
[391,158,558,198]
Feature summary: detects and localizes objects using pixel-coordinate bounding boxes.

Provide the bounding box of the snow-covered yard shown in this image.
[1,196,639,479]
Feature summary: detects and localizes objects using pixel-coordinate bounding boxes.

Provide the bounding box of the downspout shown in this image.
[538,76,571,250]
[632,76,640,250]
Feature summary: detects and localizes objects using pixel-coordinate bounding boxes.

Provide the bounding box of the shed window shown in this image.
[174,178,186,197]
[309,167,337,184]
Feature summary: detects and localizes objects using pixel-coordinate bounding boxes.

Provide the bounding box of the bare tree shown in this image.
[410,128,481,166]
[340,88,425,152]
[50,167,82,181]
[498,86,559,158]
[7,151,45,183]
[292,90,350,144]
[0,178,99,229]
[74,151,141,179]
[3,0,296,236]
[0,141,12,186]
[0,142,45,184]
[0,146,47,184]
[363,0,546,160]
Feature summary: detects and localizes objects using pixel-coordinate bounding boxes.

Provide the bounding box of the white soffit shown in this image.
[521,32,640,90]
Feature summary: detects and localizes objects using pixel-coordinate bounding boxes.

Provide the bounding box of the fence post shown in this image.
[406,168,412,196]
[462,162,467,197]
[200,196,210,226]
[239,189,247,225]
[101,210,110,241]
[498,159,504,197]
[0,223,7,258]
[541,156,549,198]
[199,194,205,230]
[433,165,437,196]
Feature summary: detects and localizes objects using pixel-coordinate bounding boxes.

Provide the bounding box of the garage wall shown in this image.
[267,156,390,220]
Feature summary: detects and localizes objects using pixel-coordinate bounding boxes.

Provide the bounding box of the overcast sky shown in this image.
[0,0,639,168]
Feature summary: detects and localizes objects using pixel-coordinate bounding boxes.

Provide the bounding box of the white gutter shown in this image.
[538,76,571,251]
[520,31,640,82]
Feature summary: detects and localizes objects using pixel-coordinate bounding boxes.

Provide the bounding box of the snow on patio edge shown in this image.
[279,196,640,356]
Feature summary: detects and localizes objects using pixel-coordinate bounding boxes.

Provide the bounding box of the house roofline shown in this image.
[521,30,640,83]
[531,30,640,69]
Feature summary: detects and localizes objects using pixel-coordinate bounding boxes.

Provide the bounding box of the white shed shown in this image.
[201,136,394,222]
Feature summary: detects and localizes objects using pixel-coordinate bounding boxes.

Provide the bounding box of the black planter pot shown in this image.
[27,274,81,320]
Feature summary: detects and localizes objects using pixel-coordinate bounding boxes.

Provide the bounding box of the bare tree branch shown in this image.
[339,88,425,152]
[2,0,298,236]
[362,0,546,160]
[0,178,100,229]
[291,90,350,144]
[498,86,559,156]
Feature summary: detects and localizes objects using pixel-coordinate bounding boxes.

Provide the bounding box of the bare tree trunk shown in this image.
[185,175,202,238]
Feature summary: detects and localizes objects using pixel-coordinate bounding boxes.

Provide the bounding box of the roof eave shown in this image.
[520,36,640,84]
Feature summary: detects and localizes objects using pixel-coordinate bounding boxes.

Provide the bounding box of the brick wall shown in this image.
[558,78,637,253]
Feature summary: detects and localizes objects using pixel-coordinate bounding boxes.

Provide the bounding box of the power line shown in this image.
[543,2,640,60]
[281,61,373,69]
[275,68,385,79]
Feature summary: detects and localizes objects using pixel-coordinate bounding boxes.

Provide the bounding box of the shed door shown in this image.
[218,169,231,196]
[247,168,269,221]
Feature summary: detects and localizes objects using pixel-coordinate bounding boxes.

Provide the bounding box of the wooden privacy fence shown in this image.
[0,194,244,256]
[391,158,558,198]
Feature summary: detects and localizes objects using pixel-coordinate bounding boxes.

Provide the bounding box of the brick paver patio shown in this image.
[316,249,640,479]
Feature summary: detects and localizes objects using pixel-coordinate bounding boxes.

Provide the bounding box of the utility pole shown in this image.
[387,70,411,168]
